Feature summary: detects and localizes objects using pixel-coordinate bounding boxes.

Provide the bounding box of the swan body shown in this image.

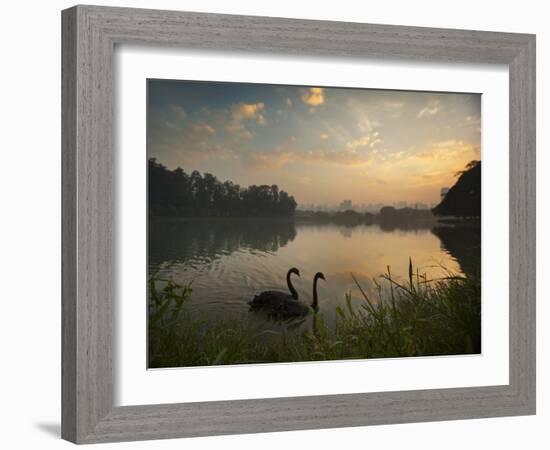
[248,268,300,312]
[273,298,309,317]
[273,272,325,319]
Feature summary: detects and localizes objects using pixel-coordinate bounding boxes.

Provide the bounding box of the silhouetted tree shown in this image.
[148,158,297,217]
[432,160,481,217]
[379,206,397,219]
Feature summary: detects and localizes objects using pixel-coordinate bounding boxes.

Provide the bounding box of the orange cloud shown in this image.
[301,87,325,106]
[225,102,266,137]
[247,151,297,170]
[415,140,479,161]
[231,102,265,120]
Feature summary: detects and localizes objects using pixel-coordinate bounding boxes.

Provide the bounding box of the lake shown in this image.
[148,218,480,328]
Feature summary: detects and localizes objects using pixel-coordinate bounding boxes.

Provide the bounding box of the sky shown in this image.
[148,79,481,206]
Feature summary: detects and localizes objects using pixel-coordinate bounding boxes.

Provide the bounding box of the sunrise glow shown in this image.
[148,80,481,207]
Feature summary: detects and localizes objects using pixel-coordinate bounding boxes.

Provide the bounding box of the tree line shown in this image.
[149,158,297,217]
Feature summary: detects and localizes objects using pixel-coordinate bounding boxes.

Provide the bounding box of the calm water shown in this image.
[148,219,480,327]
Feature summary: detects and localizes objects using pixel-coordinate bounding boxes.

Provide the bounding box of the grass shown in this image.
[148,259,481,368]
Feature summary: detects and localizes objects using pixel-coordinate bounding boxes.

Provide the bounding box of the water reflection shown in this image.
[149,218,297,269]
[148,218,479,326]
[431,225,481,276]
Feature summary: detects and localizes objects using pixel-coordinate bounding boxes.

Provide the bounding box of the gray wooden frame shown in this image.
[62,4,536,444]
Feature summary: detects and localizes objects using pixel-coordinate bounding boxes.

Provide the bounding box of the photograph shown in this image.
[147,79,482,369]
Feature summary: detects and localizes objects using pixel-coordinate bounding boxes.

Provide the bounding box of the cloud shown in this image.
[191,122,216,135]
[415,140,479,160]
[148,105,230,167]
[356,116,381,133]
[370,138,382,148]
[307,149,370,165]
[346,136,370,151]
[159,104,188,130]
[154,135,237,167]
[344,128,383,154]
[381,101,404,117]
[162,120,180,131]
[246,150,297,170]
[417,100,442,118]
[231,102,265,121]
[465,115,481,126]
[384,101,404,109]
[168,104,187,121]
[245,142,375,170]
[245,130,384,170]
[385,140,481,188]
[301,87,325,106]
[225,102,266,137]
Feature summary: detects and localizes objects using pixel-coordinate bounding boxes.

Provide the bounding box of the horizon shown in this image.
[148,79,481,205]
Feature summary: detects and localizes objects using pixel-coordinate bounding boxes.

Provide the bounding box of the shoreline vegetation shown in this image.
[149,208,443,226]
[148,259,481,368]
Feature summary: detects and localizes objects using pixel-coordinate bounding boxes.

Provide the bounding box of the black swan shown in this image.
[272,272,325,318]
[248,267,301,310]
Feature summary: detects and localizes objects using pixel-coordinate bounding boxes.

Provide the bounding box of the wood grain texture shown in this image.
[61,7,77,443]
[61,5,536,444]
[508,36,536,408]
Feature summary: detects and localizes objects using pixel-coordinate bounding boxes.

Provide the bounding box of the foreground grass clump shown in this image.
[334,260,481,358]
[148,260,480,368]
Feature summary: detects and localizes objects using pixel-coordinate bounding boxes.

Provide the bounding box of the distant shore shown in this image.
[149,211,479,228]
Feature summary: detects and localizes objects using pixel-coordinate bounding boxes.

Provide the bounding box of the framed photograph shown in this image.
[62,5,536,444]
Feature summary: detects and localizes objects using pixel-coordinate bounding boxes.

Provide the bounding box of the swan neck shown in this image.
[287,271,298,299]
[312,277,319,309]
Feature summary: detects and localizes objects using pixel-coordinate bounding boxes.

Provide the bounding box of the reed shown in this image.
[148,259,481,368]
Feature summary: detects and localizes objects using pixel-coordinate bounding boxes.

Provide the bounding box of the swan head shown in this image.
[315,272,325,281]
[289,267,300,277]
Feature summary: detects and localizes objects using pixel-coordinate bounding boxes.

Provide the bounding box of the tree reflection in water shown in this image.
[148,218,297,269]
[431,224,481,277]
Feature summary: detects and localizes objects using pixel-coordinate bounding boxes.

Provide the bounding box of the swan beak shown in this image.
[296,270,301,277]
